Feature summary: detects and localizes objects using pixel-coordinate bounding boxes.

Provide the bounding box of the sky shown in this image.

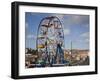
[25,12,89,50]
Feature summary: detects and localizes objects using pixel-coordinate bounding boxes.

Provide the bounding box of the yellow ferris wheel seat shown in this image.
[38,44,45,48]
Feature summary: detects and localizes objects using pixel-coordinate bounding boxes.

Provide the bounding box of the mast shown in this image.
[71,41,72,55]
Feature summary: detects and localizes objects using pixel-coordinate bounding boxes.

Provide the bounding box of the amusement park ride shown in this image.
[36,16,68,67]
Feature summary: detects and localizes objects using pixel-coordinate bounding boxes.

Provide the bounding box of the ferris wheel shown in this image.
[37,16,64,66]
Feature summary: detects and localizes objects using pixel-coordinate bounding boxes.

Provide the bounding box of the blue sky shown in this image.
[25,12,89,50]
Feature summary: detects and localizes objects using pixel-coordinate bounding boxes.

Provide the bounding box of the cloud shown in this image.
[84,24,89,28]
[25,22,28,28]
[26,34,36,39]
[50,14,65,22]
[55,14,65,20]
[80,32,89,43]
[81,32,89,38]
[78,38,89,43]
[64,15,89,27]
[64,28,70,35]
[85,38,89,42]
